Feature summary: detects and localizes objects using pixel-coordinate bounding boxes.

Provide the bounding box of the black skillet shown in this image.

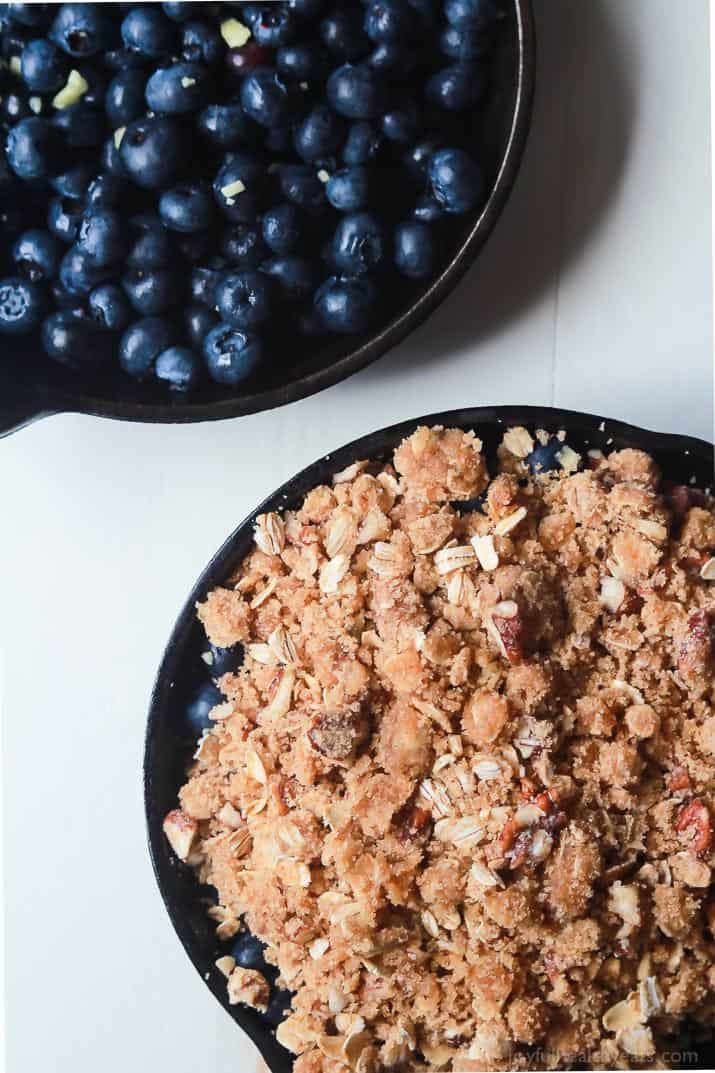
[144,405,715,1072]
[0,1,535,438]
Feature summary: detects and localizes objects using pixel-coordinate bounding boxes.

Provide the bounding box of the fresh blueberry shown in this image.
[127,220,175,268]
[293,103,344,164]
[262,203,302,254]
[203,322,263,386]
[20,37,68,94]
[47,195,84,243]
[105,68,146,128]
[326,63,385,120]
[342,121,383,165]
[276,41,327,83]
[145,61,210,114]
[264,989,293,1029]
[261,255,317,302]
[445,0,501,29]
[119,315,173,380]
[381,100,420,143]
[403,135,444,184]
[204,641,243,677]
[412,193,444,222]
[279,164,327,213]
[52,101,105,148]
[320,8,371,61]
[220,223,268,267]
[216,270,272,328]
[367,41,416,76]
[229,930,268,972]
[364,0,412,43]
[50,3,111,58]
[180,19,222,65]
[50,158,94,199]
[85,172,125,209]
[155,345,201,390]
[1,88,33,126]
[426,63,485,110]
[88,282,131,331]
[440,22,489,60]
[159,182,215,233]
[325,166,370,211]
[428,146,483,213]
[0,276,45,333]
[185,303,218,348]
[12,228,63,281]
[190,264,222,306]
[240,66,293,128]
[314,274,377,333]
[162,2,199,21]
[332,211,386,276]
[197,102,250,149]
[185,680,223,733]
[524,439,565,475]
[41,310,111,368]
[120,7,176,58]
[213,152,264,222]
[224,41,271,83]
[450,492,486,514]
[77,208,127,265]
[6,116,67,179]
[287,0,325,17]
[122,266,178,315]
[6,4,52,28]
[252,3,296,48]
[394,220,434,278]
[119,117,184,189]
[59,244,113,294]
[101,134,128,179]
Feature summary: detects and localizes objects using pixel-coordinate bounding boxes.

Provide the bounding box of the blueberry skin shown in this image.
[320,8,371,61]
[440,22,489,60]
[6,4,52,28]
[50,3,111,58]
[180,19,222,66]
[185,680,223,734]
[252,3,296,48]
[190,265,222,306]
[426,63,485,111]
[105,69,146,128]
[276,41,327,83]
[59,245,112,295]
[0,276,45,333]
[394,220,434,278]
[119,117,184,190]
[314,275,377,333]
[88,283,131,331]
[119,316,173,380]
[1,88,33,126]
[229,930,268,972]
[403,135,444,184]
[77,209,127,266]
[451,492,486,514]
[213,153,264,222]
[121,7,177,58]
[47,195,84,243]
[50,159,94,199]
[287,0,325,17]
[332,211,386,276]
[293,103,344,164]
[155,345,201,390]
[197,103,250,149]
[185,303,217,348]
[326,63,385,120]
[127,223,174,269]
[41,311,111,368]
[412,193,445,222]
[12,228,62,282]
[216,270,272,329]
[325,167,370,211]
[85,173,126,210]
[428,147,484,213]
[364,0,412,43]
[381,101,420,144]
[342,121,383,165]
[262,203,302,254]
[145,62,211,115]
[220,224,268,267]
[122,267,178,315]
[279,164,327,213]
[445,0,501,29]
[52,102,105,149]
[367,41,416,76]
[101,135,128,179]
[203,322,263,386]
[162,2,199,21]
[20,38,68,94]
[205,641,243,677]
[525,440,565,475]
[159,182,215,233]
[261,255,317,302]
[6,116,67,179]
[240,66,293,128]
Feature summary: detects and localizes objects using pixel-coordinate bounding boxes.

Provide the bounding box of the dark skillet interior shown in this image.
[145,405,714,1073]
[0,1,534,437]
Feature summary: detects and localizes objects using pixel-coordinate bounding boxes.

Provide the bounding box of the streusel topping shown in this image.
[164,425,715,1071]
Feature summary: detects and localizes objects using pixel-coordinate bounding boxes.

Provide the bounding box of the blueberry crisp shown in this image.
[164,425,715,1070]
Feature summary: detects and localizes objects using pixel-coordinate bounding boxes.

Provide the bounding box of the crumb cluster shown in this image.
[163,425,715,1071]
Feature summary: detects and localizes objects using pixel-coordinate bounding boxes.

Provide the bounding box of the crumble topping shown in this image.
[165,425,715,1070]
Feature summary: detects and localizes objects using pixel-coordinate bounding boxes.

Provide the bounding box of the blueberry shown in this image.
[77,209,127,265]
[426,63,485,111]
[440,22,489,60]
[320,8,371,61]
[52,101,105,149]
[287,0,325,17]
[105,68,146,128]
[261,255,317,302]
[364,0,412,43]
[314,274,377,333]
[297,305,326,336]
[1,88,33,126]
[47,195,84,242]
[121,7,176,58]
[88,282,131,331]
[119,316,173,380]
[524,439,566,475]
[445,0,501,29]
[326,63,385,120]
[145,61,211,115]
[85,172,126,209]
[403,135,444,184]
[127,221,175,268]
[6,4,52,28]
[119,117,184,189]
[162,2,199,21]
[381,100,420,144]
[185,680,223,734]
[220,223,268,267]
[41,310,111,368]
[180,19,222,66]
[240,66,293,128]
[412,194,445,222]
[197,103,249,149]
[229,930,268,971]
[190,264,222,306]
[276,42,327,83]
[102,46,149,71]
[252,3,296,48]
[224,41,271,83]
[428,146,483,213]
[450,493,486,514]
[216,270,272,329]
[59,244,112,295]
[0,276,45,333]
[101,134,128,179]
[122,266,178,315]
[342,121,383,165]
[159,182,214,232]
[293,103,344,164]
[394,220,434,278]
[204,641,243,677]
[12,228,62,282]
[203,322,263,386]
[50,3,111,58]
[325,166,370,211]
[20,38,68,94]
[332,211,386,276]
[367,41,416,76]
[155,345,201,390]
[262,203,302,254]
[185,303,217,348]
[6,116,67,179]
[50,159,94,199]
[264,989,293,1029]
[279,163,327,213]
[213,152,264,222]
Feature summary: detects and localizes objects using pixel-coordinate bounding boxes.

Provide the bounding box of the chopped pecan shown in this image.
[668,766,692,793]
[396,804,433,843]
[678,610,714,677]
[675,799,713,858]
[491,601,525,664]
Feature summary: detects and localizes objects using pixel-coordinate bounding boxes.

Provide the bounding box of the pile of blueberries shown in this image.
[0,1,500,391]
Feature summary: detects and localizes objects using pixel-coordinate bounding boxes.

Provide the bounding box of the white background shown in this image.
[2,2,713,1072]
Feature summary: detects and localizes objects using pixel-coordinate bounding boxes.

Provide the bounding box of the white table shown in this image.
[2,3,712,1071]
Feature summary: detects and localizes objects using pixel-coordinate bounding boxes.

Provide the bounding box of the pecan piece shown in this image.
[678,610,714,678]
[675,799,713,858]
[308,706,367,760]
[668,766,692,793]
[396,804,433,843]
[490,600,525,664]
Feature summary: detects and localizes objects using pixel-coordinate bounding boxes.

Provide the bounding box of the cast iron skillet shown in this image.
[145,405,714,1072]
[0,1,534,439]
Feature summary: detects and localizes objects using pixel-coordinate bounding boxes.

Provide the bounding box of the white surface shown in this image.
[2,3,713,1072]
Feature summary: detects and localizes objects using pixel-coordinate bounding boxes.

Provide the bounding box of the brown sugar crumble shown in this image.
[165,425,715,1071]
